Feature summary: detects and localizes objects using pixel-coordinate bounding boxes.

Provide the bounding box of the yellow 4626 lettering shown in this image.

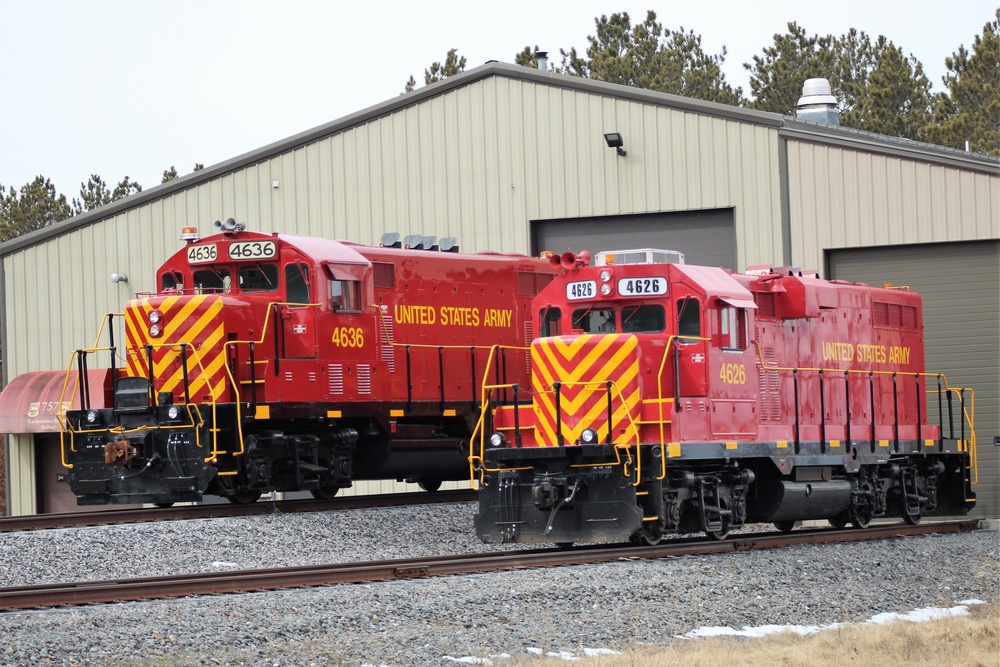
[719,362,746,385]
[331,326,364,348]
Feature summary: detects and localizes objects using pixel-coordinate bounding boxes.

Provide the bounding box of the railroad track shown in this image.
[0,489,478,533]
[1,519,982,612]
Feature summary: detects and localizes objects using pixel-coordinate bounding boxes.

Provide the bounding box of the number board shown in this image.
[186,244,218,264]
[228,240,277,260]
[617,276,667,297]
[566,280,597,301]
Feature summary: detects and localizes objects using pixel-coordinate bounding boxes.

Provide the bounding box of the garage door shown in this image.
[532,208,736,269]
[829,240,999,520]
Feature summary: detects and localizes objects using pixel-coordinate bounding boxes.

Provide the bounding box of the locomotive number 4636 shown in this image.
[331,326,365,348]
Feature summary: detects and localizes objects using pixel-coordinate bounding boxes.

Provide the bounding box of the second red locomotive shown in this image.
[59,221,557,505]
[472,249,977,544]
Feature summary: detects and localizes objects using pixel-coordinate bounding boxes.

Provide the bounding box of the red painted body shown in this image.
[62,227,557,505]
[475,252,976,545]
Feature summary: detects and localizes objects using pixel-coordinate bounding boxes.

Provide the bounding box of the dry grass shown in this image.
[518,603,998,667]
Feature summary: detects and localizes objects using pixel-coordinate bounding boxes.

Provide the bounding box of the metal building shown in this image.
[2,62,997,517]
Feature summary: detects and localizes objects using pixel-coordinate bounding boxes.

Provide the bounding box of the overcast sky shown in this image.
[1,0,994,198]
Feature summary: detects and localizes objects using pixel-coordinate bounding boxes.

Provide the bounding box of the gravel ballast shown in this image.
[1,503,996,666]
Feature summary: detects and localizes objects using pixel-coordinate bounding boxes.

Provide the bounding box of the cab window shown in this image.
[621,304,666,333]
[285,264,310,305]
[162,271,184,292]
[572,308,615,334]
[329,279,362,312]
[238,264,278,292]
[193,268,231,294]
[676,298,701,342]
[539,307,561,337]
[719,306,747,350]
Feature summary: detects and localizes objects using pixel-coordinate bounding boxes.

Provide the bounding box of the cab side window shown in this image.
[540,307,562,337]
[162,271,184,292]
[329,279,362,312]
[285,264,310,305]
[676,298,701,342]
[720,306,747,350]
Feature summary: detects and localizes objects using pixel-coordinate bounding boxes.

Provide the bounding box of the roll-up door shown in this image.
[532,208,737,270]
[829,240,999,520]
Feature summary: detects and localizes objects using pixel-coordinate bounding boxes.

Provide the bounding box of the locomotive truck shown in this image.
[58,221,557,505]
[472,249,978,545]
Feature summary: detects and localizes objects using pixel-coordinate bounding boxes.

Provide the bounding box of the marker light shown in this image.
[489,432,505,448]
[85,410,100,424]
[166,405,181,420]
[581,428,598,444]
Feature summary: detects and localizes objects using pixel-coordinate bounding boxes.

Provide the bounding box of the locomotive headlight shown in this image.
[149,323,162,338]
[148,310,162,324]
[599,269,612,283]
[580,428,598,444]
[166,405,180,420]
[488,432,505,448]
[600,284,612,296]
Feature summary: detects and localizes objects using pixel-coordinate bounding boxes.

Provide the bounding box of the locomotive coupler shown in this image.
[104,437,136,466]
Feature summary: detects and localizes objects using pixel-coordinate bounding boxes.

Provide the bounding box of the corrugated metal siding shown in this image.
[2,77,781,378]
[787,141,1000,273]
[829,241,999,520]
[7,434,35,515]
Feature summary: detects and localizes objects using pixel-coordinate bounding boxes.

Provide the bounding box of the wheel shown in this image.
[849,505,873,529]
[417,479,442,492]
[555,542,574,550]
[773,520,795,533]
[902,510,922,525]
[704,498,731,540]
[310,487,339,500]
[154,502,175,509]
[227,491,262,505]
[828,513,848,529]
[631,524,663,546]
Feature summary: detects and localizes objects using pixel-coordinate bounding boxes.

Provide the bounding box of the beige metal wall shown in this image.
[3,77,782,380]
[785,140,1000,270]
[6,435,34,513]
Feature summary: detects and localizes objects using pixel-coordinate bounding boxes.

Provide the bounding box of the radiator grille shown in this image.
[357,364,372,394]
[328,364,344,395]
[373,262,395,289]
[758,344,781,422]
[380,314,396,373]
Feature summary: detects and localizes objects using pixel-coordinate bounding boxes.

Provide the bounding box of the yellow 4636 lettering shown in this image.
[719,362,746,385]
[331,327,364,348]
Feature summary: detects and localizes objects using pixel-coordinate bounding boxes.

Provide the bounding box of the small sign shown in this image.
[292,324,307,334]
[692,353,705,363]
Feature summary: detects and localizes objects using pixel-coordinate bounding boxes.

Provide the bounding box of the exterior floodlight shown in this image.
[604,132,627,157]
[110,273,129,284]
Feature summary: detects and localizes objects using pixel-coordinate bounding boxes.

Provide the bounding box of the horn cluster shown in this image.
[548,250,591,269]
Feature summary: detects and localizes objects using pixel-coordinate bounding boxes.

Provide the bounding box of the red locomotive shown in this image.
[59,221,557,505]
[472,249,978,544]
